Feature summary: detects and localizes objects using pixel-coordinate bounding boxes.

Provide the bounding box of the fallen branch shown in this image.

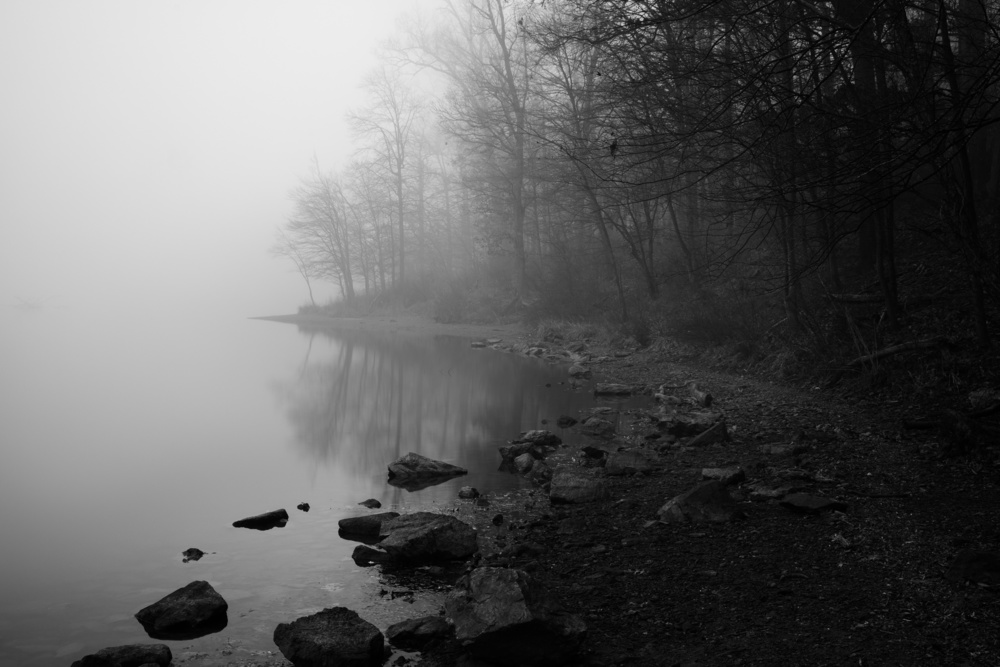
[827,337,952,387]
[846,337,950,368]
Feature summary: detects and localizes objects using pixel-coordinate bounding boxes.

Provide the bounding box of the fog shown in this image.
[0,1,425,318]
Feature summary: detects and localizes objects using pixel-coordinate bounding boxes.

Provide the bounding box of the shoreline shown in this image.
[251,313,532,343]
[145,315,1000,666]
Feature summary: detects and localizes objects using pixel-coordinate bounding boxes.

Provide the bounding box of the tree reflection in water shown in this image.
[274,324,609,505]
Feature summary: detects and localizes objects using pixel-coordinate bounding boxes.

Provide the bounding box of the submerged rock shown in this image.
[445,567,586,666]
[181,548,205,563]
[273,607,384,667]
[359,498,382,509]
[134,580,228,640]
[378,512,478,563]
[70,643,172,667]
[458,486,481,499]
[232,508,288,530]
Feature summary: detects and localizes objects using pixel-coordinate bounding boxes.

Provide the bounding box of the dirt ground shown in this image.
[445,333,1000,667]
[212,315,1000,666]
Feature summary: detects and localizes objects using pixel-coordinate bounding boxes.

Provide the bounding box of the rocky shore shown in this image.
[78,318,1000,666]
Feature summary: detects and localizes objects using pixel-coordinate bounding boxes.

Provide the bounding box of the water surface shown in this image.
[0,307,635,665]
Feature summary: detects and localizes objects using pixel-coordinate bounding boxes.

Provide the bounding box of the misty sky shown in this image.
[0,1,425,316]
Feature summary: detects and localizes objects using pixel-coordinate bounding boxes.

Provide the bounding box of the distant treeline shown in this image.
[273,0,1000,347]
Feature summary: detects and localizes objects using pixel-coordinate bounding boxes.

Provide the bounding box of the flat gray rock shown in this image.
[779,493,847,515]
[273,607,383,667]
[549,467,608,504]
[604,449,658,476]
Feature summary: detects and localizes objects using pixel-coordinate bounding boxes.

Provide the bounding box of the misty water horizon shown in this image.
[0,305,634,665]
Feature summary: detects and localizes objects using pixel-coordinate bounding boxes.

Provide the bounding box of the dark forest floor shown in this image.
[433,335,1000,667]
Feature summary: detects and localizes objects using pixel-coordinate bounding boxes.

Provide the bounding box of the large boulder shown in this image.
[273,607,384,667]
[70,644,171,667]
[657,481,740,524]
[232,508,288,530]
[134,580,228,639]
[549,467,608,504]
[445,567,586,666]
[338,512,401,539]
[378,512,478,563]
[387,453,467,491]
[513,452,535,473]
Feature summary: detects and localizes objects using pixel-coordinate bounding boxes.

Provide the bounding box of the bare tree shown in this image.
[350,67,420,286]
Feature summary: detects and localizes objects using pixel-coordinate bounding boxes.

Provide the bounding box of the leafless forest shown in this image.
[274,0,1000,360]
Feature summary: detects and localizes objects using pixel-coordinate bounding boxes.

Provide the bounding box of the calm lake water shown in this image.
[0,307,637,666]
